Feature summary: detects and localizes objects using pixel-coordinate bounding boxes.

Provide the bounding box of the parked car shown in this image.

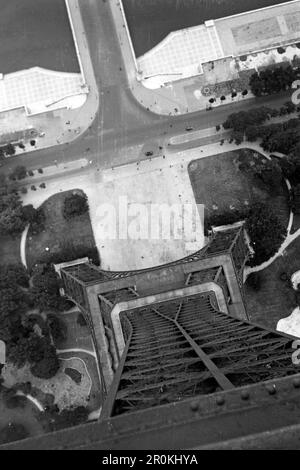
[145,151,153,156]
[185,126,194,131]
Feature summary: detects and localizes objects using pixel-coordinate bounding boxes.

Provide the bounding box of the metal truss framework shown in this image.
[101,293,297,418]
[61,226,247,286]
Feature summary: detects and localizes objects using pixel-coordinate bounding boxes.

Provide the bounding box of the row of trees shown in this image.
[222,104,300,264]
[223,102,297,133]
[249,65,299,96]
[223,105,300,186]
[9,165,43,181]
[0,175,45,237]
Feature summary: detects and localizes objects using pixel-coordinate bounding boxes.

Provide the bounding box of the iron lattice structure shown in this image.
[101,292,297,419]
[5,226,300,449]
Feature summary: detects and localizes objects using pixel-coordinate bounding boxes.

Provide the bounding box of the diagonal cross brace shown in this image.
[175,321,234,391]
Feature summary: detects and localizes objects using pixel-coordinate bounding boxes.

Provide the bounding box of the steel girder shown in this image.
[103,292,297,417]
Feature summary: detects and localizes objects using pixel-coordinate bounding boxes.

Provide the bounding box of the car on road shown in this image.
[185,126,194,131]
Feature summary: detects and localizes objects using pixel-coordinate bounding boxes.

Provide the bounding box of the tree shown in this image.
[0,207,27,236]
[21,205,45,234]
[7,336,31,368]
[63,193,89,219]
[246,203,286,266]
[0,263,29,288]
[245,125,261,142]
[0,192,22,213]
[232,130,244,145]
[31,264,64,312]
[26,335,50,364]
[3,143,16,156]
[254,159,283,194]
[223,107,272,132]
[30,344,60,379]
[249,65,297,96]
[9,166,27,181]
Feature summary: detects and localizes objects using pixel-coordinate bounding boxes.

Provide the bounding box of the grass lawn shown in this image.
[54,311,94,352]
[188,148,290,230]
[26,189,99,270]
[245,237,300,331]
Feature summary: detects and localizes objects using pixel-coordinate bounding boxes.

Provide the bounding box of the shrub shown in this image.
[22,205,45,234]
[30,343,60,379]
[63,193,89,220]
[4,144,16,156]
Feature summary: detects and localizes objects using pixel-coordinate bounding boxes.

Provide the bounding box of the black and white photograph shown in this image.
[1,0,300,452]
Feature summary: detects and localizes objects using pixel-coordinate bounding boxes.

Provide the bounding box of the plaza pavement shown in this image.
[20,136,283,272]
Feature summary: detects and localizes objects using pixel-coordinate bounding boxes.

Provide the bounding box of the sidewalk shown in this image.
[0,0,99,155]
[110,0,300,117]
[109,0,257,116]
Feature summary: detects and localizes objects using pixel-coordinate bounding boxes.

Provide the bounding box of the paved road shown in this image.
[0,0,294,175]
